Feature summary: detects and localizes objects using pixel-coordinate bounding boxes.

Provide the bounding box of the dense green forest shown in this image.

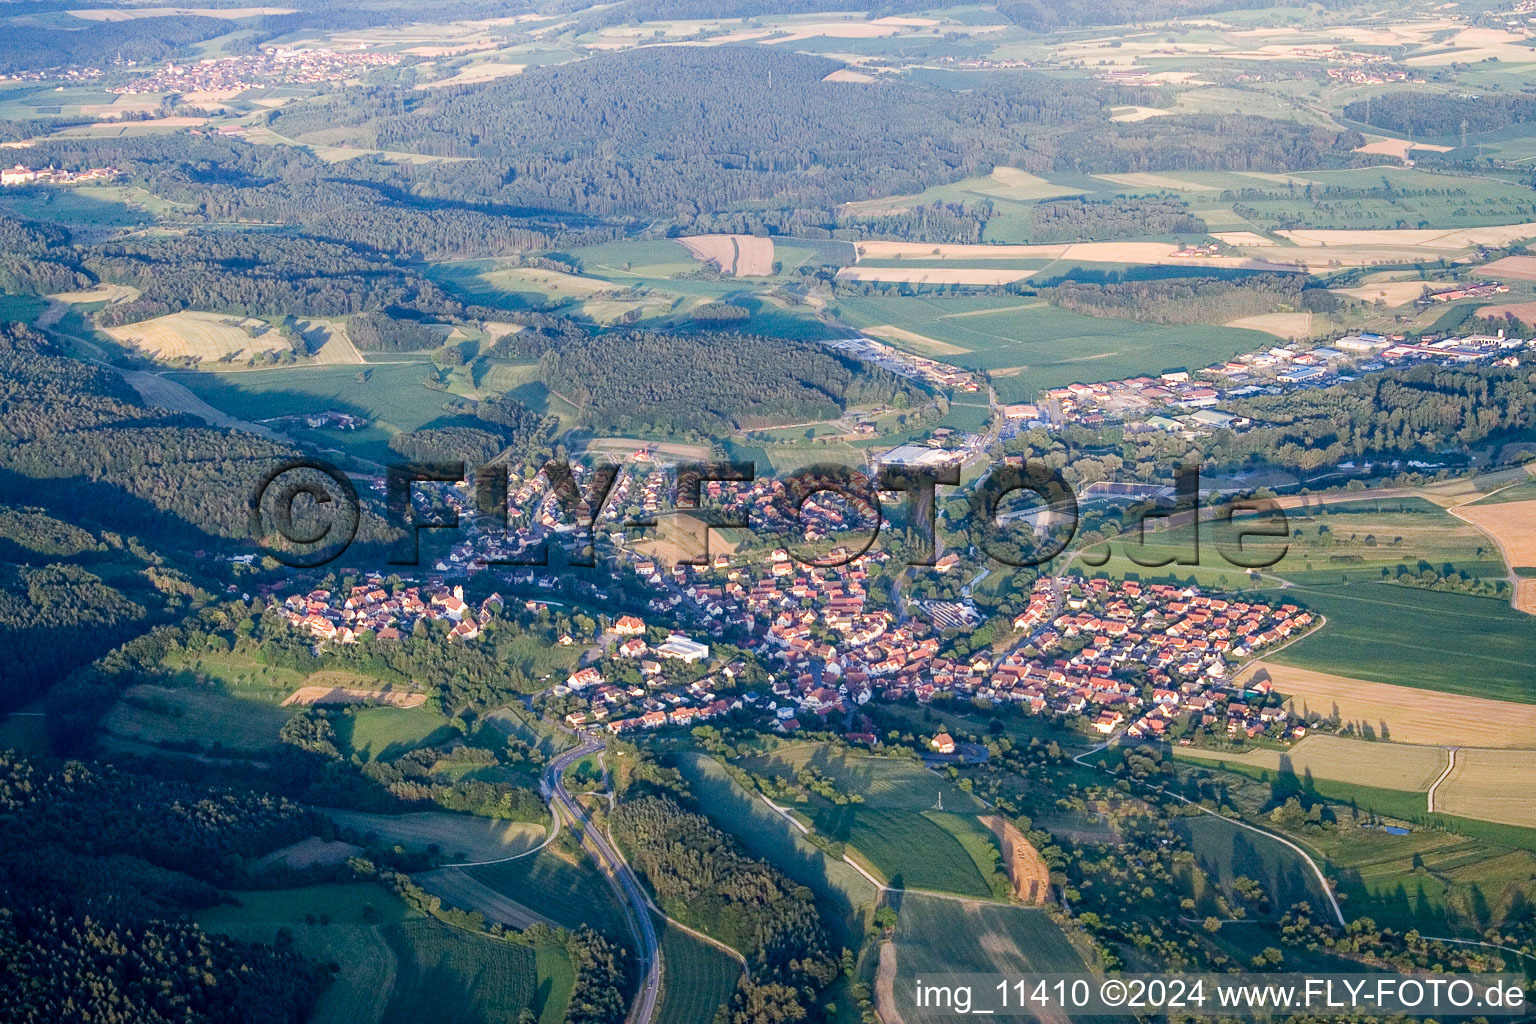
[1344,91,1536,137]
[1040,273,1319,324]
[538,329,922,434]
[1030,196,1207,243]
[611,792,839,1023]
[0,751,327,1024]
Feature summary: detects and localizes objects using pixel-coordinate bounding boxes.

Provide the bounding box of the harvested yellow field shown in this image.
[293,319,364,365]
[1279,223,1536,250]
[422,62,525,87]
[1225,311,1311,338]
[67,5,294,19]
[1354,137,1453,160]
[823,68,876,83]
[1248,662,1536,748]
[49,283,140,305]
[281,686,427,708]
[1406,27,1536,66]
[985,816,1050,905]
[1092,172,1221,192]
[837,267,1035,286]
[1452,499,1536,568]
[1177,733,1448,793]
[1110,105,1172,122]
[1483,255,1536,281]
[863,324,971,356]
[851,239,1294,271]
[1517,579,1536,614]
[1212,231,1274,247]
[1332,281,1439,306]
[106,311,288,362]
[1235,172,1323,186]
[680,234,775,276]
[1435,749,1536,827]
[979,167,1084,200]
[1476,300,1536,323]
[857,240,1066,261]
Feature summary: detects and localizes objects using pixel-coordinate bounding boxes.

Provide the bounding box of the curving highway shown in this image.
[545,737,661,1024]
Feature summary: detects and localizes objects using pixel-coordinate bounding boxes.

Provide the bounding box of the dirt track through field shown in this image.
[983,816,1050,905]
[281,686,427,708]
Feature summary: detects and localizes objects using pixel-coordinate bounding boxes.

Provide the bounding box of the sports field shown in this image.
[105,310,288,362]
[832,294,1269,401]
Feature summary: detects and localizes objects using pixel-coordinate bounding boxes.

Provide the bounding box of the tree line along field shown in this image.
[1176,814,1336,923]
[830,293,1271,402]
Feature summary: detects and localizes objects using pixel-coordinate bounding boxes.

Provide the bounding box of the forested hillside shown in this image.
[1344,91,1536,137]
[611,793,839,1022]
[538,330,922,434]
[0,751,327,1024]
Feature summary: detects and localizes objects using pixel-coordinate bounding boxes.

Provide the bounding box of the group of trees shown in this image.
[0,214,90,296]
[1029,196,1206,243]
[1344,91,1536,137]
[610,793,840,1019]
[538,329,922,435]
[1041,273,1309,324]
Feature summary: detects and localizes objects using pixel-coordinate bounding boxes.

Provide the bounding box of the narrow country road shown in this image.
[545,738,661,1024]
[1427,747,1458,814]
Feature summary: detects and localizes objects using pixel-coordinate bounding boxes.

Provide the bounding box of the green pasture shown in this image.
[381,918,571,1024]
[885,892,1098,1020]
[562,238,699,278]
[322,809,547,863]
[468,845,631,940]
[831,294,1268,401]
[1268,584,1536,704]
[335,706,458,761]
[170,361,466,438]
[100,683,294,751]
[655,920,744,1024]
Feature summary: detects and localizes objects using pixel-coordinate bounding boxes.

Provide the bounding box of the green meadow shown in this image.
[831,294,1269,401]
